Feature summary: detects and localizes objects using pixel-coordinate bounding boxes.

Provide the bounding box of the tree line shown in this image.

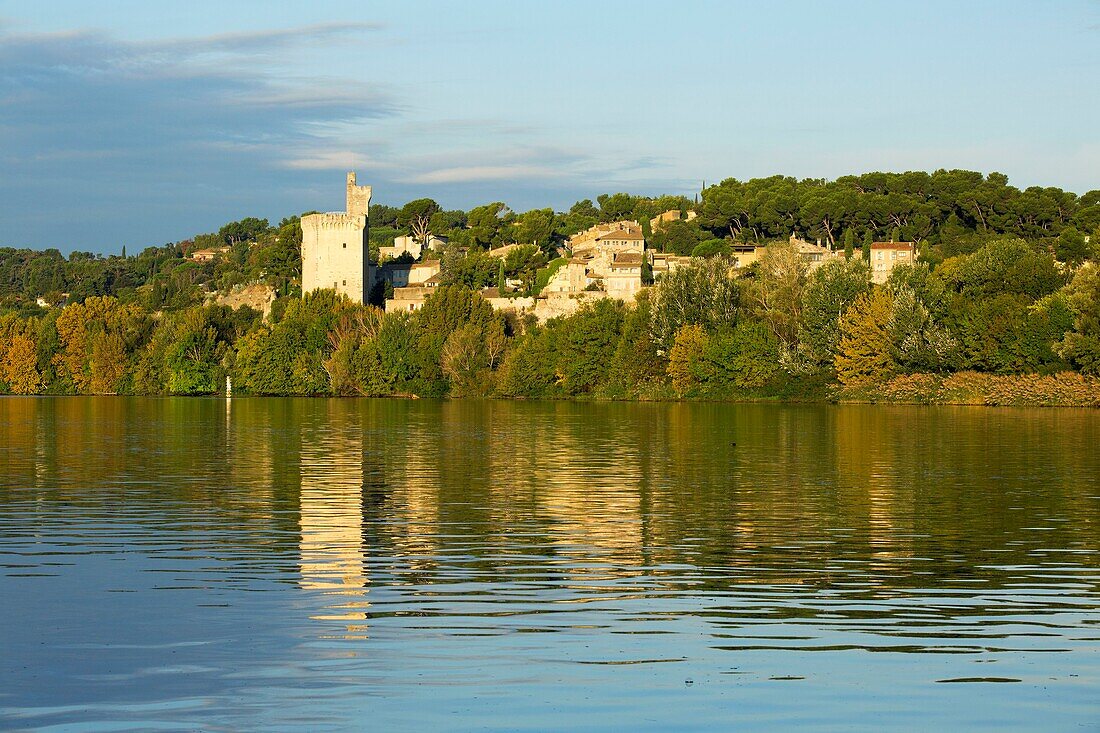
[1,236,1098,399]
[0,169,1098,400]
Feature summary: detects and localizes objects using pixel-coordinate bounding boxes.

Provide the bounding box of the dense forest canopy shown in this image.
[1,169,1098,402]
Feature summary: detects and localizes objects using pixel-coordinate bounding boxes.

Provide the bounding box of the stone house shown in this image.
[190,246,230,262]
[869,242,915,284]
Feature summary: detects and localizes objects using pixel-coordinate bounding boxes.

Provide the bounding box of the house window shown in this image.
[342,280,347,286]
[334,282,338,288]
[343,243,347,248]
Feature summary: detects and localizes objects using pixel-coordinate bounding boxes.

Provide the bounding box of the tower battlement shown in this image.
[346,172,372,217]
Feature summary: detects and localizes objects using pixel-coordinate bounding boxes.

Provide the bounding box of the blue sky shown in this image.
[2,0,1098,253]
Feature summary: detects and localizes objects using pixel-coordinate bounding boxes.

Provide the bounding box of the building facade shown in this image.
[869,242,915,284]
[301,172,371,303]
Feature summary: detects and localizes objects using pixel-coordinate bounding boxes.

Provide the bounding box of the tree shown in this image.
[219,217,270,245]
[700,321,780,390]
[835,289,896,385]
[511,208,559,254]
[887,284,959,372]
[650,256,741,349]
[1055,226,1089,266]
[352,311,419,395]
[843,230,855,260]
[414,286,498,394]
[441,323,490,394]
[53,296,149,394]
[947,238,1063,300]
[668,324,708,396]
[862,231,873,260]
[398,199,441,244]
[649,219,703,255]
[605,290,666,396]
[798,258,872,366]
[691,239,732,258]
[497,329,557,397]
[233,290,357,395]
[598,192,637,222]
[750,239,808,346]
[3,332,43,394]
[555,299,625,394]
[1054,264,1100,374]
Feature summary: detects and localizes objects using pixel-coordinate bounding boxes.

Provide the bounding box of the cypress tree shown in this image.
[497,259,506,292]
[891,226,901,242]
[844,230,855,260]
[862,231,873,261]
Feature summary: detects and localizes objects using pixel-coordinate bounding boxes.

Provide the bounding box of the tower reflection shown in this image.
[298,402,369,639]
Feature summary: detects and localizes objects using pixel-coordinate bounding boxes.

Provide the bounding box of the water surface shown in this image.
[1,398,1098,731]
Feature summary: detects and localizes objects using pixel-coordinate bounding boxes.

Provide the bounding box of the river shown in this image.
[1,397,1098,730]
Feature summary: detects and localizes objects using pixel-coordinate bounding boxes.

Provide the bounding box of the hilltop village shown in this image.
[303,172,918,321]
[1,168,1099,404]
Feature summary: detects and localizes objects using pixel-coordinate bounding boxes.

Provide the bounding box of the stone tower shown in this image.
[301,172,372,303]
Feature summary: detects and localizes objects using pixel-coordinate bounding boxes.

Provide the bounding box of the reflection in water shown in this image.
[0,397,1098,731]
[296,402,368,638]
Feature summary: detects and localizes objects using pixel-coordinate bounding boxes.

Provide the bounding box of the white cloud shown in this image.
[405,165,561,184]
[283,151,379,171]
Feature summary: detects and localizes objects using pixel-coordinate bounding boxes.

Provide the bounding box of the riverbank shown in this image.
[831,371,1100,407]
[10,370,1097,408]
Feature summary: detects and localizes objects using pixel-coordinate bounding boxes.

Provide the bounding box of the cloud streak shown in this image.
[0,25,396,250]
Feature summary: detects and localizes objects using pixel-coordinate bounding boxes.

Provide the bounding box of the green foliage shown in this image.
[2,168,1098,400]
[691,239,732,258]
[750,238,809,346]
[650,256,741,349]
[234,290,356,395]
[604,291,665,397]
[668,324,708,396]
[700,321,780,390]
[946,238,1063,300]
[798,258,872,366]
[413,285,499,395]
[1053,264,1100,374]
[554,299,626,394]
[533,258,568,295]
[398,198,441,242]
[498,328,558,397]
[1055,227,1089,266]
[649,218,704,255]
[352,311,420,395]
[219,217,270,245]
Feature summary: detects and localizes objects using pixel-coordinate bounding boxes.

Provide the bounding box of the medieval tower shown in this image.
[301,172,371,303]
